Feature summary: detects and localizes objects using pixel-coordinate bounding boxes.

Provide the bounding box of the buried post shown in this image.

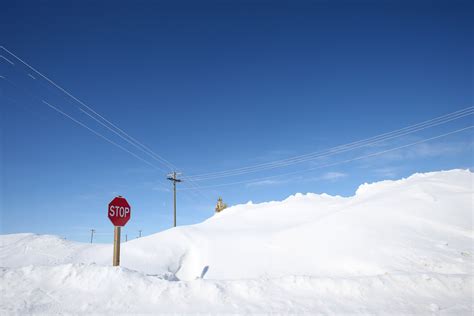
[113,226,121,266]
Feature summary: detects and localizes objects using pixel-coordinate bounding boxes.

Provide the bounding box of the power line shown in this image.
[0,46,208,198]
[0,46,174,171]
[41,100,167,190]
[0,54,14,65]
[2,75,166,191]
[184,107,473,181]
[0,46,206,198]
[77,108,168,173]
[3,46,471,196]
[185,107,473,180]
[181,125,474,190]
[3,76,209,198]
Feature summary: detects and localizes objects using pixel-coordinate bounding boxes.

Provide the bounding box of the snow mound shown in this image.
[1,169,473,314]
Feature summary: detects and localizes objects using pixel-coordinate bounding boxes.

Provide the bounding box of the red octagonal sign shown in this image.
[108,196,131,227]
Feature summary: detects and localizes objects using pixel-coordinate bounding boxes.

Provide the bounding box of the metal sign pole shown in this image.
[113,226,121,266]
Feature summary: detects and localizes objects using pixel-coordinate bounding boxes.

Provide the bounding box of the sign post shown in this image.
[113,226,121,266]
[108,196,131,267]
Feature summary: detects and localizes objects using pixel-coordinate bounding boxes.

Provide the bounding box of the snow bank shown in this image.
[1,169,473,314]
[1,264,471,314]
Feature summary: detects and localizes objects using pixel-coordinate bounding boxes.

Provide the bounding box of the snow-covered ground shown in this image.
[1,169,473,314]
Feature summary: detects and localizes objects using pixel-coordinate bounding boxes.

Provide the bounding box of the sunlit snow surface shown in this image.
[1,170,473,314]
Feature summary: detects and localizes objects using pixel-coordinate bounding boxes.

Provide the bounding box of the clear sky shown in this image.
[1,0,472,243]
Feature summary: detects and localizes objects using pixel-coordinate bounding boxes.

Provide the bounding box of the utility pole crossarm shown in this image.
[166,173,182,182]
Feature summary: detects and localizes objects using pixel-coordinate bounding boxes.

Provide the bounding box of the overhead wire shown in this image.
[2,64,207,197]
[1,46,208,198]
[3,46,471,195]
[181,125,474,190]
[0,46,174,171]
[1,75,172,191]
[184,107,473,181]
[185,108,473,180]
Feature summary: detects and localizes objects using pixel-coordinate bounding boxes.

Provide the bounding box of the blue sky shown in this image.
[1,0,472,243]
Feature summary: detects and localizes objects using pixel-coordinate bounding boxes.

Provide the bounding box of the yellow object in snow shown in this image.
[215,197,227,213]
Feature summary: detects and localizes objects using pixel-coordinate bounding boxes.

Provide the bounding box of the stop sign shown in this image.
[108,196,131,226]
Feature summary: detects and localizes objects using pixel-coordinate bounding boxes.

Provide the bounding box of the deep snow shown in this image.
[1,169,473,314]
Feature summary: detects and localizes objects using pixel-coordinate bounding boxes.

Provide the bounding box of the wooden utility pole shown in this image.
[138,229,142,238]
[167,171,182,227]
[90,229,95,244]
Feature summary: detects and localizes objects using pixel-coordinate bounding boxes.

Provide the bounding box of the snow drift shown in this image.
[1,169,473,314]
